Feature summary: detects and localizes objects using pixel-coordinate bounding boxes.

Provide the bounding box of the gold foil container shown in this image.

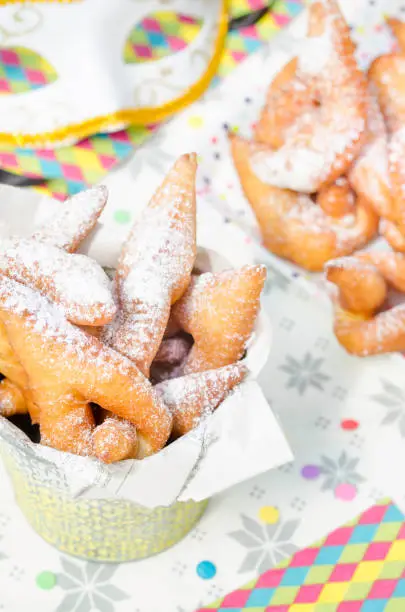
[1,441,208,563]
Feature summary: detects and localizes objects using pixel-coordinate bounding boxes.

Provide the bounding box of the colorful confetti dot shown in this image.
[335,483,357,501]
[258,505,280,524]
[301,465,321,480]
[113,210,131,224]
[188,115,204,129]
[36,571,56,590]
[211,136,218,144]
[196,561,216,580]
[341,419,359,431]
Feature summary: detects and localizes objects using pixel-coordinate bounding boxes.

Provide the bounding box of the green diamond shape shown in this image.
[304,565,334,584]
[344,581,373,601]
[384,600,405,611]
[380,561,405,579]
[374,522,402,542]
[270,586,299,605]
[314,605,339,612]
[339,543,368,563]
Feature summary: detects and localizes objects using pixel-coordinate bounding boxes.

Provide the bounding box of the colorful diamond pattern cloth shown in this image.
[198,500,405,611]
[0,46,57,95]
[123,11,203,63]
[0,0,304,200]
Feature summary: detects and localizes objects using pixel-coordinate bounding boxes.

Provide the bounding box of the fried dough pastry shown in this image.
[349,85,394,220]
[0,238,115,326]
[0,318,38,421]
[155,362,247,438]
[316,177,355,218]
[0,187,110,420]
[0,276,172,459]
[31,186,107,253]
[231,134,378,271]
[93,414,139,464]
[104,154,197,376]
[252,0,367,193]
[172,265,266,374]
[368,50,405,233]
[387,17,405,54]
[0,378,26,417]
[326,251,405,355]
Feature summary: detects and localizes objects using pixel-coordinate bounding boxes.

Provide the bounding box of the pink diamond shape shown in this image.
[0,153,17,166]
[325,527,353,546]
[133,45,153,59]
[0,79,11,92]
[397,523,405,539]
[142,18,161,33]
[256,568,285,588]
[359,504,388,524]
[38,149,56,160]
[290,547,319,567]
[294,584,323,603]
[99,155,116,170]
[337,602,363,611]
[368,579,397,599]
[26,69,47,85]
[329,563,357,582]
[231,51,246,63]
[364,542,391,561]
[0,49,19,65]
[220,589,250,608]
[62,164,83,181]
[266,606,289,612]
[167,35,186,52]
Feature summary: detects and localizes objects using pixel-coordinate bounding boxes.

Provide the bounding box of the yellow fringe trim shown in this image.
[0,0,229,147]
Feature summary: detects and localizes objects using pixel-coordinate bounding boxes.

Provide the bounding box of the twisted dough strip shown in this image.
[172,265,266,374]
[316,178,355,218]
[0,276,172,460]
[368,34,405,235]
[0,238,116,326]
[231,134,378,271]
[104,154,197,377]
[0,378,27,418]
[155,362,247,438]
[348,85,394,221]
[326,251,405,355]
[31,186,107,253]
[0,186,110,421]
[252,0,367,193]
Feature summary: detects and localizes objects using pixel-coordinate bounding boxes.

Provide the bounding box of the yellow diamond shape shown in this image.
[318,582,349,603]
[352,560,384,582]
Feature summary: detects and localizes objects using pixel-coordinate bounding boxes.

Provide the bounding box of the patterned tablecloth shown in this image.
[2,1,405,611]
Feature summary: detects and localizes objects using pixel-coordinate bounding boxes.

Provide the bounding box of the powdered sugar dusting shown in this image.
[252,3,366,192]
[106,155,196,371]
[0,237,115,325]
[173,265,265,373]
[32,186,107,252]
[155,362,247,435]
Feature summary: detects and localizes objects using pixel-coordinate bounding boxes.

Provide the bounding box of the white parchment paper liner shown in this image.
[0,184,293,508]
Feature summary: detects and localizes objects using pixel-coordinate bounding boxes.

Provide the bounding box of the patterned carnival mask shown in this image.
[0,0,226,147]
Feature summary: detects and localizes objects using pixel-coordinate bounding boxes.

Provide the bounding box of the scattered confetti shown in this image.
[36,571,56,590]
[334,483,357,501]
[301,465,321,480]
[258,505,280,524]
[196,561,217,580]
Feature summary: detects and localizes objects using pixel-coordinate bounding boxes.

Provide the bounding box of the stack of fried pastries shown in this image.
[0,156,266,462]
[231,0,405,357]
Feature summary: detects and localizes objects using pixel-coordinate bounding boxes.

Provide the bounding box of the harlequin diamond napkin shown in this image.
[198,499,405,611]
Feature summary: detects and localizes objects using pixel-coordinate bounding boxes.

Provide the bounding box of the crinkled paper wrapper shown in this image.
[0,184,293,508]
